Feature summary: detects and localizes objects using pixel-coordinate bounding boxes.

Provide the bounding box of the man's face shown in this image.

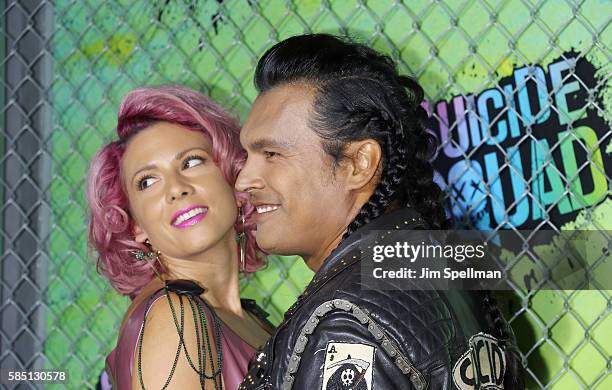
[236,84,353,260]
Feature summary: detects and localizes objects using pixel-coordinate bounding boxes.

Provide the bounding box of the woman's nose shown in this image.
[166,178,194,202]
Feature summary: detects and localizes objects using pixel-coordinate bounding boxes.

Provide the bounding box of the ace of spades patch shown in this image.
[321,342,375,390]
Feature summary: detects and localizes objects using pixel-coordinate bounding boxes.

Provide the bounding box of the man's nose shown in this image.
[236,157,264,193]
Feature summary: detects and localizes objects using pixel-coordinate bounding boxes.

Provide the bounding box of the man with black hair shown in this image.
[236,33,524,389]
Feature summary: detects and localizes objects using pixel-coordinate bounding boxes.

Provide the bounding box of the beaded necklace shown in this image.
[136,281,224,389]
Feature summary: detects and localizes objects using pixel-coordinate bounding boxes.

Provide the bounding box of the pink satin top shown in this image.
[105,290,256,390]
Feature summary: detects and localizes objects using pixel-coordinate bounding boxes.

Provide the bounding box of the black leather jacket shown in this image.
[240,208,523,390]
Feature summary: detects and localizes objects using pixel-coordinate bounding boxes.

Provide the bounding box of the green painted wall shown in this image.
[45,1,610,388]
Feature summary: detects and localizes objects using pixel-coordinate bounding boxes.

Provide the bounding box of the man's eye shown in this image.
[263,151,279,159]
[137,175,157,191]
[183,155,206,169]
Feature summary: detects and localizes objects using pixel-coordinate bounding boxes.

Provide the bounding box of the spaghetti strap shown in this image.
[106,289,168,390]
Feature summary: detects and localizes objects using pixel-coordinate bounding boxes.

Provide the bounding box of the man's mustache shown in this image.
[243,192,280,206]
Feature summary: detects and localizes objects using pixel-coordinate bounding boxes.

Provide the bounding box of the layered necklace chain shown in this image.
[136,285,224,389]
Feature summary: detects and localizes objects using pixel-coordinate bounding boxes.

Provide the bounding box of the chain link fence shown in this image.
[0,0,610,388]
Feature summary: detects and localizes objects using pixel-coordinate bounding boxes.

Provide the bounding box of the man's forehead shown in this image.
[241,84,316,146]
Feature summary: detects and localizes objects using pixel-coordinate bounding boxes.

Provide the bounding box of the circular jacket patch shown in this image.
[452,333,506,389]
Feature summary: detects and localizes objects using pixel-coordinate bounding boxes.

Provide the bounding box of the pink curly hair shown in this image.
[86,85,263,297]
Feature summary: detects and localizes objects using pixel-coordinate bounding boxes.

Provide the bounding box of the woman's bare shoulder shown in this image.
[131,289,221,389]
[118,279,166,334]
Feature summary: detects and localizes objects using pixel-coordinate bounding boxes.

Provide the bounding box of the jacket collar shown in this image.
[317,207,426,276]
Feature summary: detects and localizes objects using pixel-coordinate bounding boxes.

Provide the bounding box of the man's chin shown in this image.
[254,235,293,257]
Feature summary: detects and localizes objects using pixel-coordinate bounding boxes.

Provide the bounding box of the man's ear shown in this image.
[343,139,382,190]
[133,223,148,243]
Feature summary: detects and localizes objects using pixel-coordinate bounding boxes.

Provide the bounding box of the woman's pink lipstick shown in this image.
[171,205,208,229]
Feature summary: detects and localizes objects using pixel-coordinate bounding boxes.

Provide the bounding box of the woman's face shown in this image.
[121,122,238,260]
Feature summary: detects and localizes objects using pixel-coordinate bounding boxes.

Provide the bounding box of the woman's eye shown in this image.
[183,155,205,169]
[137,175,157,191]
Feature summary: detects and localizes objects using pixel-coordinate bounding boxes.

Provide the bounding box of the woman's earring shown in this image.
[237,208,247,272]
[133,239,164,281]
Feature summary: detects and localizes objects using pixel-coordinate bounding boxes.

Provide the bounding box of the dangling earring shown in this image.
[236,207,247,272]
[133,239,165,281]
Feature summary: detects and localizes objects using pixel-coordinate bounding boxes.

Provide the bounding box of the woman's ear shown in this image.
[133,223,148,243]
[343,139,382,190]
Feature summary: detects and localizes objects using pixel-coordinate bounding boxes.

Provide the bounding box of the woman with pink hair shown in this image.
[87,85,272,389]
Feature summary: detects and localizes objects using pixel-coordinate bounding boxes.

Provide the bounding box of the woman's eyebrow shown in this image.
[132,163,157,182]
[174,147,209,160]
[131,147,210,182]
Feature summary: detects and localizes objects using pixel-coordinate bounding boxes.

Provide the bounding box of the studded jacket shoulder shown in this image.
[239,208,524,390]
